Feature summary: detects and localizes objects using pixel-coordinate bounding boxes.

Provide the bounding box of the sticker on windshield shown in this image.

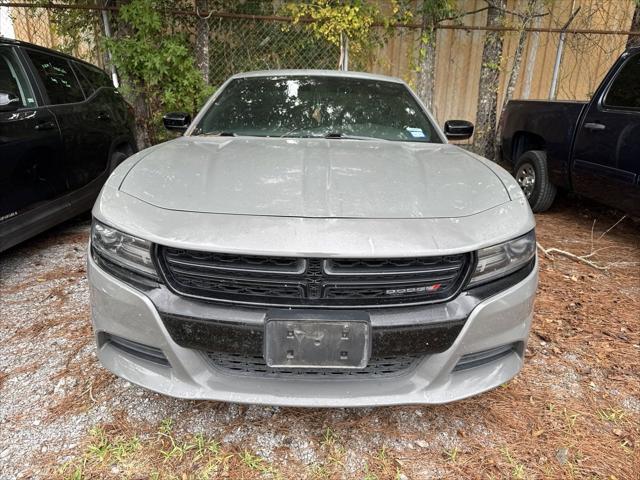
[406,127,425,138]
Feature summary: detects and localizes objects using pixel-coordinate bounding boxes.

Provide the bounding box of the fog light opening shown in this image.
[100,332,170,367]
[453,343,519,372]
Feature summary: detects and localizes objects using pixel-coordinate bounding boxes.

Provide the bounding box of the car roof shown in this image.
[229,69,406,84]
[0,36,106,72]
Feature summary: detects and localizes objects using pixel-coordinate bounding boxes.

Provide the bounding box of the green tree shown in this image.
[284,0,408,70]
[106,0,213,146]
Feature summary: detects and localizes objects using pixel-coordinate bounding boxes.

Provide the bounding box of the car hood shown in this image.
[120,136,510,219]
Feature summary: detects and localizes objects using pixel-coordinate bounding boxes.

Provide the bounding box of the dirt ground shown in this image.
[0,196,638,480]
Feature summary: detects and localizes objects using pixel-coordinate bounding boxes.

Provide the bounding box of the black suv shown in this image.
[0,38,136,252]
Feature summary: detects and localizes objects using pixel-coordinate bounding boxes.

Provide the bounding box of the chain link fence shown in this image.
[204,15,339,86]
[1,1,638,127]
[2,2,343,86]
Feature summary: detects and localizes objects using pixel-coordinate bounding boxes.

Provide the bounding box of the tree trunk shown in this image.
[502,0,539,110]
[415,25,437,115]
[111,0,152,149]
[522,13,541,99]
[195,0,210,84]
[473,0,506,160]
[627,4,640,49]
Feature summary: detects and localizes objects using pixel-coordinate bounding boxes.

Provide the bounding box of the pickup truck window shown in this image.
[28,50,85,105]
[195,75,442,143]
[604,53,640,110]
[0,49,36,108]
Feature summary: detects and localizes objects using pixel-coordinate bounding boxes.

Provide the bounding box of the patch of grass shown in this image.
[309,463,331,479]
[500,447,526,480]
[444,446,459,463]
[58,421,236,480]
[562,408,581,430]
[321,426,337,448]
[597,407,626,424]
[86,426,140,463]
[362,446,405,480]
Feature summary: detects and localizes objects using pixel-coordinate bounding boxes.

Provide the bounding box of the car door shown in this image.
[0,46,64,221]
[571,51,640,215]
[71,61,117,176]
[25,49,111,193]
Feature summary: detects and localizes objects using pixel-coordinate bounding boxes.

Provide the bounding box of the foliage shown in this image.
[30,0,101,57]
[284,0,410,69]
[106,0,213,143]
[204,0,339,85]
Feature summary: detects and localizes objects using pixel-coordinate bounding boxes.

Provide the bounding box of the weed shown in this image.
[309,463,331,478]
[597,407,626,424]
[563,409,581,430]
[363,469,379,480]
[500,447,526,480]
[239,450,280,478]
[60,458,86,480]
[193,432,220,460]
[158,418,174,435]
[86,426,110,462]
[444,446,459,463]
[321,427,337,448]
[620,440,633,454]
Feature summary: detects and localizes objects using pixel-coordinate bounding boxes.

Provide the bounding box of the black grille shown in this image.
[206,352,422,378]
[157,247,472,308]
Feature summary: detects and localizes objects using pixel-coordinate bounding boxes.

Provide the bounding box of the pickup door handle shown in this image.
[584,122,606,131]
[35,120,56,131]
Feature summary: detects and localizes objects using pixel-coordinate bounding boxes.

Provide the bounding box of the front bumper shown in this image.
[88,252,537,407]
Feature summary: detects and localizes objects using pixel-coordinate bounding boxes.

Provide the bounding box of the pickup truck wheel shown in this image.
[515,150,557,212]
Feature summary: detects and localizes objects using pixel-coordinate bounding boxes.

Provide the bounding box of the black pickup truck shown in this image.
[499,47,639,215]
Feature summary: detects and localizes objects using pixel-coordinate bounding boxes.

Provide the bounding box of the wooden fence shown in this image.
[3,0,637,127]
[372,0,637,124]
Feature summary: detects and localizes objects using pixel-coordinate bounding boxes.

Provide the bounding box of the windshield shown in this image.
[193,75,442,143]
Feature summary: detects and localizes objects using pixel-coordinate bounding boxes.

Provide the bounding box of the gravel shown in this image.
[1,203,638,479]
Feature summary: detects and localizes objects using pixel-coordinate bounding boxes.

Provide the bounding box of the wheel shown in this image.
[109,150,130,173]
[514,150,557,212]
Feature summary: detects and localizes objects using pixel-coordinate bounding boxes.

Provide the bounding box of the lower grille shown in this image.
[206,352,422,378]
[157,247,472,308]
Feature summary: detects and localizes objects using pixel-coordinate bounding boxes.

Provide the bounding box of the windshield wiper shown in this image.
[323,132,387,141]
[196,130,237,137]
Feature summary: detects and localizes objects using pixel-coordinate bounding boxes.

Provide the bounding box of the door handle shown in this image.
[35,120,56,131]
[584,122,606,131]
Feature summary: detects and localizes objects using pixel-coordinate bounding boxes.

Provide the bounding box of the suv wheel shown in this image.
[515,150,556,212]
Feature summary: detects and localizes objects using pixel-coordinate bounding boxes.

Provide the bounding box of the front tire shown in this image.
[514,150,556,212]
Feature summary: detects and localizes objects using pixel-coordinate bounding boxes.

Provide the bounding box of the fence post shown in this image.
[339,31,349,71]
[100,2,119,88]
[549,6,580,100]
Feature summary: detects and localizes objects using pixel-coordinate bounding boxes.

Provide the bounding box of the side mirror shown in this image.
[163,112,191,132]
[0,91,21,112]
[444,120,474,140]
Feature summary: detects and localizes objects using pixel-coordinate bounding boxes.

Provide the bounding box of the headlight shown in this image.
[468,230,536,287]
[91,220,158,280]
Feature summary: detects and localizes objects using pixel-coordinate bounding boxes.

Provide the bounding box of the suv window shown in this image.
[604,54,640,110]
[28,50,84,104]
[0,48,36,108]
[73,61,112,96]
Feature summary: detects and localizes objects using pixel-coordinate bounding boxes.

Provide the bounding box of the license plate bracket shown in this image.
[264,310,371,369]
